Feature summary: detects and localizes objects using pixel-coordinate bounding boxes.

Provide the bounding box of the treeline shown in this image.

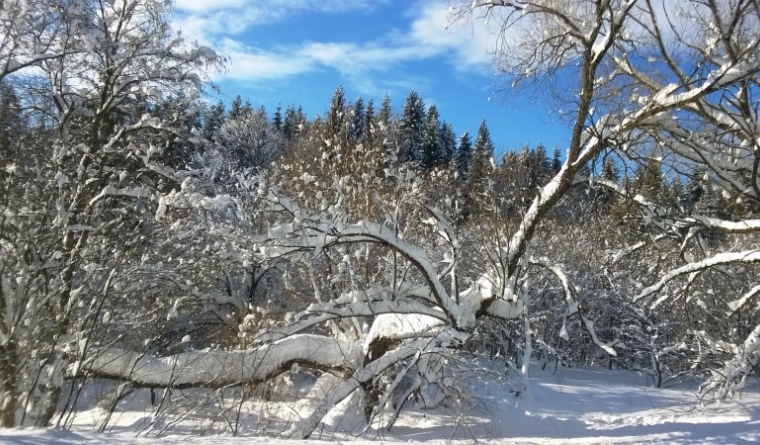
[191,84,751,227]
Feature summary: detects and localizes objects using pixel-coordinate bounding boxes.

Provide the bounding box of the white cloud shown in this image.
[175,0,248,13]
[174,0,497,96]
[174,0,387,32]
[408,3,493,68]
[222,50,314,81]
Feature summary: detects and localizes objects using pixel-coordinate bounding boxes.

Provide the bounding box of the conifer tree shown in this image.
[296,106,306,128]
[688,167,727,218]
[456,131,473,180]
[530,144,551,188]
[595,157,620,212]
[327,85,347,141]
[283,105,299,141]
[273,103,282,131]
[552,147,562,173]
[440,122,456,166]
[242,99,254,117]
[229,95,244,119]
[422,104,441,169]
[398,90,426,164]
[470,120,495,186]
[682,167,705,214]
[365,98,376,145]
[375,95,396,165]
[350,97,367,142]
[0,82,22,154]
[378,94,392,131]
[633,159,667,205]
[202,100,226,142]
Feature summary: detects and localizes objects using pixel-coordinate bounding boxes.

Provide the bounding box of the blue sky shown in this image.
[173,0,571,157]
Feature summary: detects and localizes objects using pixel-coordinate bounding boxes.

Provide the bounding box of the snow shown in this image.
[364,313,443,354]
[86,334,363,387]
[727,285,760,313]
[2,364,758,444]
[636,250,760,307]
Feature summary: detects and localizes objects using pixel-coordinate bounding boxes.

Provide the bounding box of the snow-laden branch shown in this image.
[727,284,760,314]
[87,186,150,208]
[529,257,617,356]
[156,189,236,220]
[700,322,760,400]
[636,250,760,308]
[580,175,760,238]
[611,234,669,265]
[255,291,448,344]
[85,334,362,388]
[263,192,522,331]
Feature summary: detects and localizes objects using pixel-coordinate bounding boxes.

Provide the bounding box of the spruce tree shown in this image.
[552,147,562,173]
[595,157,620,213]
[440,122,456,166]
[470,120,495,185]
[202,101,226,142]
[296,106,306,128]
[350,97,367,142]
[531,144,551,188]
[421,104,441,169]
[229,95,244,119]
[633,159,667,205]
[0,82,22,154]
[241,99,254,118]
[456,131,473,180]
[273,103,282,131]
[683,167,705,214]
[378,94,392,132]
[398,90,426,164]
[283,105,299,141]
[327,85,347,141]
[377,95,395,165]
[365,98,376,145]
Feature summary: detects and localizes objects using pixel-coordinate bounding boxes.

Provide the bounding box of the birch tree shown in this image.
[0,0,220,426]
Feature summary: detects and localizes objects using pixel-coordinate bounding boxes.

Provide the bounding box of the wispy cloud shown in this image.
[174,0,387,36]
[408,3,493,68]
[174,1,496,97]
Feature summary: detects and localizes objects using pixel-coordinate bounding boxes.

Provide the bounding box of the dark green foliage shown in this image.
[327,85,347,140]
[351,97,367,142]
[632,158,668,205]
[203,101,226,142]
[283,105,301,140]
[469,120,494,187]
[592,157,620,213]
[365,98,375,144]
[0,82,23,155]
[398,90,426,164]
[421,104,441,169]
[440,122,456,166]
[456,131,473,180]
[229,95,244,119]
[378,94,392,130]
[273,103,282,131]
[552,147,562,173]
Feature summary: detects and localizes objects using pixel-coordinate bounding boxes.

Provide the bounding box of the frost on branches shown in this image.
[0,0,220,427]
[3,0,760,438]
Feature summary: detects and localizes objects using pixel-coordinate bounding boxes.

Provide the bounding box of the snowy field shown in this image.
[2,364,758,445]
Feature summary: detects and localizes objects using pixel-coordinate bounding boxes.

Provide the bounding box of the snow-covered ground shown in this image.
[2,364,758,444]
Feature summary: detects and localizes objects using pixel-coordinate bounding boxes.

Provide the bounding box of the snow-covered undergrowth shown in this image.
[2,363,758,444]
